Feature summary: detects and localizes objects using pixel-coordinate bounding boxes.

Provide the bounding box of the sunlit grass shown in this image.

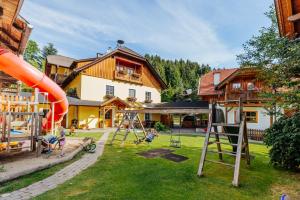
[28,133,300,199]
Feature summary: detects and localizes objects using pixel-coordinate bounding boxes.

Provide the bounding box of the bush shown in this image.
[264,112,300,170]
[154,122,167,132]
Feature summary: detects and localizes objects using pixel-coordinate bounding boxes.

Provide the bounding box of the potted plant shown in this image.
[144,99,153,103]
[132,72,140,78]
[118,69,127,75]
[127,97,137,102]
[104,94,114,100]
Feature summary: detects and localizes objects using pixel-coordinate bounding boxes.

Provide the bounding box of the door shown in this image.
[105,109,112,127]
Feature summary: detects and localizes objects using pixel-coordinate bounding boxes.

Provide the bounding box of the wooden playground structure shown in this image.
[0,90,43,154]
[198,99,250,187]
[110,99,251,186]
[110,107,209,146]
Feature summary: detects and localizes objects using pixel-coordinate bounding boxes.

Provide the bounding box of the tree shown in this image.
[145,54,210,102]
[24,40,43,70]
[264,112,300,170]
[42,43,58,58]
[237,6,300,111]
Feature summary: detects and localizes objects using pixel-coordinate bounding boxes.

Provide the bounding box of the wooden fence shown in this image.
[247,129,265,141]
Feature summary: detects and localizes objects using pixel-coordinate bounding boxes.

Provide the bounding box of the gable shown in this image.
[198,68,238,96]
[62,47,167,90]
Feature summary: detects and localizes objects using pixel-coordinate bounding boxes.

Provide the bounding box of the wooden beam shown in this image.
[118,108,210,114]
[288,13,300,22]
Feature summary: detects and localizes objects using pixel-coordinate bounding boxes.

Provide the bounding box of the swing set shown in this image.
[110,107,209,147]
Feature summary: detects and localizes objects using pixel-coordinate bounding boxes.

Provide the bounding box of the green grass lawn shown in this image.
[67,131,104,141]
[0,131,103,195]
[31,133,299,199]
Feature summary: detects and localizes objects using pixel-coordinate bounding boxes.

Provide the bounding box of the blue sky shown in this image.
[21,0,273,68]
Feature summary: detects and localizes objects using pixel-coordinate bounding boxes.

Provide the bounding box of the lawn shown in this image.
[31,133,299,199]
[0,131,103,195]
[67,131,104,141]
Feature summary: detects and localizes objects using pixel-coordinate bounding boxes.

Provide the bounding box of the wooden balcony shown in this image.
[114,71,142,84]
[225,90,264,102]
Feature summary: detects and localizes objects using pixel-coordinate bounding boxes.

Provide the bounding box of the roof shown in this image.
[100,96,131,107]
[62,46,167,89]
[46,55,76,68]
[0,0,32,86]
[120,100,209,114]
[0,0,32,55]
[19,92,102,106]
[275,0,300,39]
[145,101,208,109]
[216,67,259,89]
[198,68,238,96]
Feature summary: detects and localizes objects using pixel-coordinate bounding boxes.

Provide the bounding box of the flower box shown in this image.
[127,97,137,102]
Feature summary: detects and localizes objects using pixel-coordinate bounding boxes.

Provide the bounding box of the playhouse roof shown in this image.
[46,55,76,68]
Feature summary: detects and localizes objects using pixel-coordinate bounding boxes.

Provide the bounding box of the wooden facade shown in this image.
[275,0,300,39]
[0,0,32,90]
[214,68,265,106]
[72,53,163,90]
[0,0,32,55]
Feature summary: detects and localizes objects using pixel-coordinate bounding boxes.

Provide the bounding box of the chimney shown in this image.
[96,53,102,57]
[117,40,125,47]
[106,47,112,54]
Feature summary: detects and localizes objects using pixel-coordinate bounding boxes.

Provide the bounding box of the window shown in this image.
[106,85,114,96]
[245,111,258,123]
[145,113,151,121]
[129,89,136,98]
[247,82,255,91]
[234,111,258,123]
[145,92,151,101]
[232,83,241,89]
[213,73,220,85]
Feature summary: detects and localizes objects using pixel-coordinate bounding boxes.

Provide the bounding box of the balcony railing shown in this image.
[226,91,261,101]
[114,71,142,84]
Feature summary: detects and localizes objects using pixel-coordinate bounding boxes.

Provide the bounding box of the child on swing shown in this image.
[145,128,159,143]
[57,123,66,157]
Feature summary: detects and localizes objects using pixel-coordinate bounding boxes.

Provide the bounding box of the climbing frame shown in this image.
[197,100,250,187]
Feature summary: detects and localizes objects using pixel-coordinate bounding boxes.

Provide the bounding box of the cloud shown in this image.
[21,0,270,67]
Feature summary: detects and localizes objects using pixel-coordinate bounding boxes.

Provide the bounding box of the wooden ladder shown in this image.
[197,102,250,187]
[110,112,147,145]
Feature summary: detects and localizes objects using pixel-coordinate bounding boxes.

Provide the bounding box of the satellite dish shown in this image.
[117,40,125,47]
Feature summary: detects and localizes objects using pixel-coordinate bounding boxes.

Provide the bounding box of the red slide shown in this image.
[0,48,68,131]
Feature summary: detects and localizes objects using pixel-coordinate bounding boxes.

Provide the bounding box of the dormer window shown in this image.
[213,73,220,86]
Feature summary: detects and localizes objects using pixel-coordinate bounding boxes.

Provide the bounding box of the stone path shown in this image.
[0,131,110,200]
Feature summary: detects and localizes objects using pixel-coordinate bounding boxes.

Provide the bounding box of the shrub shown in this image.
[154,122,167,132]
[264,112,300,170]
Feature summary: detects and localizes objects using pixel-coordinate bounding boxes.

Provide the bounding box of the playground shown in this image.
[29,133,299,200]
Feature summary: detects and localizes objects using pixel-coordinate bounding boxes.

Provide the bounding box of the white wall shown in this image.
[227,107,271,130]
[80,75,161,103]
[216,105,272,130]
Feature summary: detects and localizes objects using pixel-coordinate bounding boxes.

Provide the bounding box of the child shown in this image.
[57,123,66,157]
[145,128,159,143]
